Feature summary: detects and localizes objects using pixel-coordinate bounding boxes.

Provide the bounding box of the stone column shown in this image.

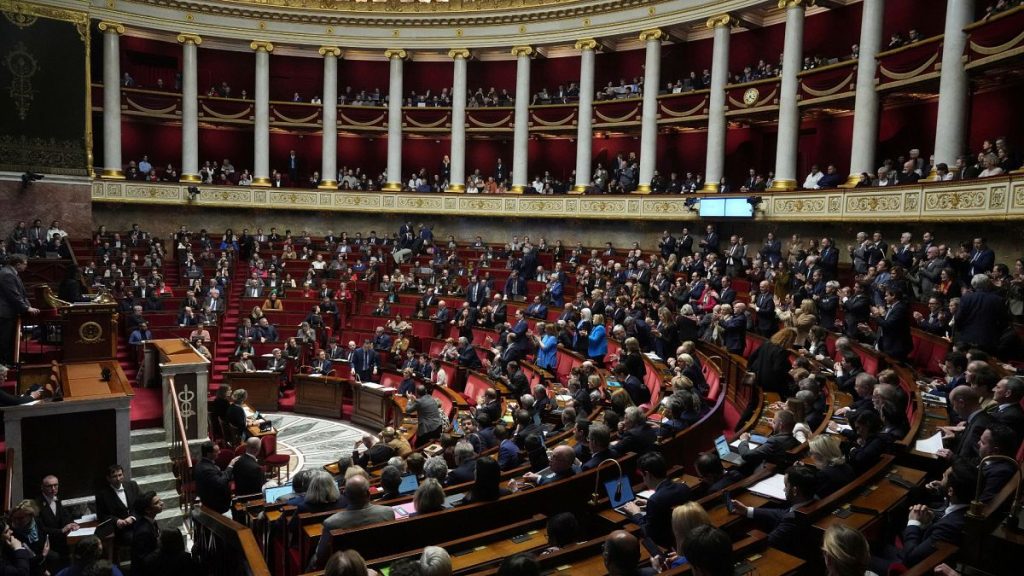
[448,49,470,193]
[845,0,885,186]
[383,49,407,192]
[572,38,598,194]
[250,41,274,187]
[318,46,341,189]
[177,33,202,183]
[930,0,975,178]
[98,22,125,179]
[769,0,810,192]
[703,15,733,192]
[510,46,533,194]
[636,29,663,194]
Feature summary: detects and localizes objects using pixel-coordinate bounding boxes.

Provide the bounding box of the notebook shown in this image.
[715,435,744,465]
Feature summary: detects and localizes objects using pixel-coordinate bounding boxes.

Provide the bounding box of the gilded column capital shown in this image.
[384,48,408,60]
[97,21,125,34]
[176,33,202,46]
[639,29,663,42]
[705,14,735,29]
[575,38,598,51]
[250,40,275,53]
[318,46,342,57]
[510,46,534,58]
[448,48,471,60]
[778,0,815,8]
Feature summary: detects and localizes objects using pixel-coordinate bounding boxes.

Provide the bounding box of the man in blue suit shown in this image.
[620,452,692,549]
[731,465,817,557]
[872,288,913,361]
[954,274,1008,353]
[350,340,379,381]
[967,237,995,277]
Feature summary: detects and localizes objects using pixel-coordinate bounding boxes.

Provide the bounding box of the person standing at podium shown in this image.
[351,340,379,382]
[0,254,39,368]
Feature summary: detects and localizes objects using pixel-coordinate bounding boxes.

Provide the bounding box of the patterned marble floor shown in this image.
[261,413,370,486]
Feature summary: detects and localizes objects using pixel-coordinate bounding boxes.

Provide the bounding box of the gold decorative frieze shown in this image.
[89,176,1024,222]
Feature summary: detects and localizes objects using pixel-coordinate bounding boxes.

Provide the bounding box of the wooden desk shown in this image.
[225,371,280,412]
[293,374,349,418]
[351,381,396,429]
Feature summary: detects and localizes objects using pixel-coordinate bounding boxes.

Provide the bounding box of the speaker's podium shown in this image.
[146,339,211,443]
[4,361,133,504]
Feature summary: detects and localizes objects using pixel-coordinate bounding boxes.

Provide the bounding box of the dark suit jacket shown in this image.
[722,316,746,355]
[95,480,141,536]
[980,459,1017,503]
[738,433,799,470]
[955,410,992,461]
[36,496,73,552]
[614,425,657,457]
[637,480,692,548]
[447,461,477,485]
[131,517,160,576]
[752,506,807,556]
[581,449,616,471]
[900,506,966,567]
[0,264,31,318]
[954,290,1008,350]
[194,457,232,513]
[621,375,651,407]
[843,294,871,338]
[233,454,264,496]
[877,301,913,360]
[992,403,1024,442]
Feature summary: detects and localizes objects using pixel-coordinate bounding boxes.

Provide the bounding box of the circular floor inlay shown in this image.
[262,413,369,486]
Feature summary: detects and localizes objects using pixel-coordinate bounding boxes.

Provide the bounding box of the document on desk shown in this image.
[914,431,944,455]
[69,527,97,538]
[361,382,383,389]
[748,473,787,500]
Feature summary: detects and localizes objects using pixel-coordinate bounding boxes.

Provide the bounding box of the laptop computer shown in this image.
[605,477,641,516]
[263,484,293,503]
[398,473,419,496]
[715,435,744,465]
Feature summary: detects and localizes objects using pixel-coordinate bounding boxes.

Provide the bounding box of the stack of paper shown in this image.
[914,431,944,455]
[748,473,787,500]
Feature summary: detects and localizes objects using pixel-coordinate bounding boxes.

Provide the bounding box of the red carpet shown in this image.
[130,385,164,429]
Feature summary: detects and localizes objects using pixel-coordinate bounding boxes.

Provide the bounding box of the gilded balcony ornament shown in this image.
[448,48,470,59]
[510,46,533,58]
[97,21,125,34]
[639,29,663,42]
[250,40,275,52]
[384,48,408,60]
[706,14,734,29]
[176,33,202,45]
[318,46,342,57]
[575,38,598,51]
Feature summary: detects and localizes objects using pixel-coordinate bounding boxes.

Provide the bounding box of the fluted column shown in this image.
[636,29,663,194]
[703,15,733,192]
[845,0,885,186]
[510,46,533,194]
[251,41,274,187]
[769,0,810,192]
[572,38,597,194]
[177,33,202,183]
[448,49,470,193]
[930,0,974,178]
[98,21,125,179]
[383,49,407,192]
[318,46,341,189]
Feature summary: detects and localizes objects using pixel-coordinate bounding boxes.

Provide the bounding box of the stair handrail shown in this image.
[167,376,196,518]
[3,448,14,514]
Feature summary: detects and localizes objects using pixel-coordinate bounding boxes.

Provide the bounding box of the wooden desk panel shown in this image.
[294,375,349,419]
[351,383,395,429]
[225,372,280,413]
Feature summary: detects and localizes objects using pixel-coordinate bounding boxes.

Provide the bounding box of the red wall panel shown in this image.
[968,86,1024,157]
[402,137,449,180]
[594,48,647,92]
[270,53,325,103]
[120,36,180,90]
[877,99,938,168]
[532,55,581,95]
[662,39,714,88]
[797,114,855,178]
[466,138,512,178]
[339,135,388,177]
[339,60,390,97]
[120,121,182,170]
[804,3,862,60]
[404,61,453,99]
[527,138,576,182]
[198,127,255,172]
[467,60,516,94]
[269,132,322,184]
[197,48,254,98]
[657,131,708,178]
[883,0,946,41]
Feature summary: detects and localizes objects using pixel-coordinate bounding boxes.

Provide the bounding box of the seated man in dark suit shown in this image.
[975,424,1019,503]
[353,433,395,469]
[612,363,651,407]
[613,406,657,457]
[991,377,1024,443]
[446,441,478,485]
[95,464,141,545]
[731,465,817,557]
[474,388,502,426]
[193,442,232,514]
[694,452,745,495]
[582,423,616,470]
[36,474,78,558]
[871,460,974,572]
[522,445,578,486]
[737,410,800,472]
[935,385,991,462]
[619,452,692,549]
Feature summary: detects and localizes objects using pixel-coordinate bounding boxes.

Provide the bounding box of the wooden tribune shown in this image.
[293,374,349,418]
[351,381,395,429]
[58,302,119,362]
[224,372,280,413]
[149,339,211,442]
[3,360,133,503]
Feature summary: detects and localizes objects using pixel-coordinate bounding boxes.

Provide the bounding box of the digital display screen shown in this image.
[698,198,754,218]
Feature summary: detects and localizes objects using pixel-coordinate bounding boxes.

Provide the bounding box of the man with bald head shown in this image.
[602,530,643,576]
[524,445,579,486]
[936,385,991,461]
[991,377,1024,442]
[312,474,395,568]
[229,437,264,497]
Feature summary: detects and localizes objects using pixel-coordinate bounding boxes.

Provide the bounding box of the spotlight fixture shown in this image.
[747,196,764,211]
[20,172,43,189]
[187,185,201,200]
[684,197,699,212]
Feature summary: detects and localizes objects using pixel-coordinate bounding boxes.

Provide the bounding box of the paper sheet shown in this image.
[914,431,944,455]
[748,473,787,500]
[75,514,97,524]
[69,527,96,538]
[730,439,760,449]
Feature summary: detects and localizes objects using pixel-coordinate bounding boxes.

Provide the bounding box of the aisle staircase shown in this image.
[210,259,246,395]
